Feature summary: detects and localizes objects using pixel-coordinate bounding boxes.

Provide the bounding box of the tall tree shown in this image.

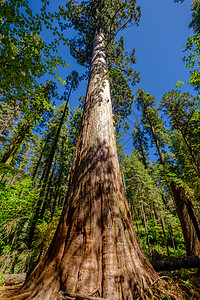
[175,0,200,90]
[0,81,56,170]
[0,104,19,142]
[4,1,181,299]
[132,122,149,169]
[170,129,198,188]
[27,72,80,248]
[135,88,200,257]
[135,89,168,166]
[161,90,200,177]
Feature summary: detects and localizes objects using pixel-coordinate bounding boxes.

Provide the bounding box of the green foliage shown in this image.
[30,216,60,269]
[0,80,57,172]
[124,151,185,258]
[0,0,199,277]
[135,89,170,159]
[160,90,200,178]
[190,0,200,34]
[175,80,184,88]
[109,67,135,131]
[107,36,140,86]
[170,130,199,189]
[62,0,139,129]
[124,151,161,206]
[132,122,149,168]
[176,0,200,90]
[183,33,200,89]
[68,104,83,147]
[0,179,39,254]
[0,271,4,287]
[0,0,68,112]
[182,279,192,288]
[63,0,140,67]
[0,162,22,177]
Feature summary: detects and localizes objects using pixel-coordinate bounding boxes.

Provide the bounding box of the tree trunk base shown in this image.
[0,276,191,300]
[0,285,30,300]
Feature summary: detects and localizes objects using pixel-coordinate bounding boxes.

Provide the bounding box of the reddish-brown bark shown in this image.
[5,31,158,300]
[170,181,200,256]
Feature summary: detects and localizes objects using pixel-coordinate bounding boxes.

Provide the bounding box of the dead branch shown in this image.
[152,255,200,271]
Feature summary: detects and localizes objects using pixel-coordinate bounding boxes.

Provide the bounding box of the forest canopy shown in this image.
[0,0,200,299]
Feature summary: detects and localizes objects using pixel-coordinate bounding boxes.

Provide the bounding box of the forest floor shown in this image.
[0,269,200,299]
[152,268,200,299]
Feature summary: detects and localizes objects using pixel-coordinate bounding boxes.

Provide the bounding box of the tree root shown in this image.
[143,276,185,300]
[58,290,108,300]
[2,273,26,286]
[151,276,174,287]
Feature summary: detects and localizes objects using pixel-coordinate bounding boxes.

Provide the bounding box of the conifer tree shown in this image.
[175,0,200,89]
[161,90,200,177]
[135,88,200,257]
[3,1,180,299]
[0,81,56,170]
[132,122,149,169]
[124,151,183,258]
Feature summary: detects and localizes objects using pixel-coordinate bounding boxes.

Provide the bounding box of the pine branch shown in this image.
[106,18,132,48]
[108,2,127,41]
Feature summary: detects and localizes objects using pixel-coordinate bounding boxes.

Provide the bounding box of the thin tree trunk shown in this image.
[147,117,165,166]
[26,157,50,249]
[1,123,31,165]
[39,159,57,220]
[140,201,151,255]
[50,168,64,220]
[10,30,158,300]
[31,136,50,180]
[134,122,148,169]
[160,215,170,256]
[10,144,30,185]
[27,90,71,247]
[0,114,13,137]
[0,105,19,140]
[166,217,176,253]
[132,209,141,246]
[172,111,200,176]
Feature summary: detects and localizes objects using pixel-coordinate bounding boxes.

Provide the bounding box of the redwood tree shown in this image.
[3,1,177,299]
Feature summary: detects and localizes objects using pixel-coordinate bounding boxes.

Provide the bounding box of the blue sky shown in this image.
[129,0,193,98]
[30,0,194,156]
[118,0,195,152]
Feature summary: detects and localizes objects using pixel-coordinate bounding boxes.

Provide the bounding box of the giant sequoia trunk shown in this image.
[8,31,158,300]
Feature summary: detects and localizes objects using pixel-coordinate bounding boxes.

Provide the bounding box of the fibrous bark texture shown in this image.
[7,32,158,300]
